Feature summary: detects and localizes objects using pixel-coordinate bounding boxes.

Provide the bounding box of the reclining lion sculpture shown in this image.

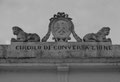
[11,26,40,42]
[83,27,111,42]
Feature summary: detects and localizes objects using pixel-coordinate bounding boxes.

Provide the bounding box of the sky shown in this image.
[0,0,120,44]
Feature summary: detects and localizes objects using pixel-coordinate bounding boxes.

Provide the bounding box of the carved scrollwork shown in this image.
[42,12,82,42]
[42,27,51,42]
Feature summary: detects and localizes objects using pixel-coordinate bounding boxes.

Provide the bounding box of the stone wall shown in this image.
[0,42,119,63]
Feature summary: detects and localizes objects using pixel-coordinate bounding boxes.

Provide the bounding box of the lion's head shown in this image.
[12,26,23,35]
[97,27,110,36]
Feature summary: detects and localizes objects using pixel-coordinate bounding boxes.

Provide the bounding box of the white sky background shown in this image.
[0,0,120,44]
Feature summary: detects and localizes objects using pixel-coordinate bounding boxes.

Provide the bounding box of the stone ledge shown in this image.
[0,58,120,63]
[0,63,119,72]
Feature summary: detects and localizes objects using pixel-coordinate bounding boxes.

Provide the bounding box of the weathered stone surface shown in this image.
[42,12,82,42]
[0,45,8,58]
[83,27,111,42]
[5,42,113,58]
[11,26,40,42]
[112,45,120,57]
[0,42,119,63]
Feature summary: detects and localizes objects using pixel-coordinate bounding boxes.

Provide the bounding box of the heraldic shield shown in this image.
[42,12,82,42]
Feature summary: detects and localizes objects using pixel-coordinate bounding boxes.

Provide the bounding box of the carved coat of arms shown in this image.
[42,12,82,42]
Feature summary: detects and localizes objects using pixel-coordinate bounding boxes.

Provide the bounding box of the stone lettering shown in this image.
[15,45,42,50]
[15,45,112,51]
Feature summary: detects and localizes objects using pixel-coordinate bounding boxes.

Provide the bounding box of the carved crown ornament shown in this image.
[11,12,111,43]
